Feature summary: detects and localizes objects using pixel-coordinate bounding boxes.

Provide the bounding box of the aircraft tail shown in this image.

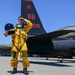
[21,0,46,35]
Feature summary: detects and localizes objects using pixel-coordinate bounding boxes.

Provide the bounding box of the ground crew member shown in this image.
[4,16,33,74]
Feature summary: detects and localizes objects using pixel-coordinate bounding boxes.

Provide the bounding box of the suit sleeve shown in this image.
[25,20,33,33]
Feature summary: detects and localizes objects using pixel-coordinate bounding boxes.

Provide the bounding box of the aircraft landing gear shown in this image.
[58,56,64,63]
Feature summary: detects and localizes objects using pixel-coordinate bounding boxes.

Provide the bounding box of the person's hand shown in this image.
[19,17,28,22]
[4,31,8,37]
[19,17,25,21]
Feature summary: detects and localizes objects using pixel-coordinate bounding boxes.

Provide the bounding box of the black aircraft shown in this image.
[21,0,75,59]
[1,0,75,61]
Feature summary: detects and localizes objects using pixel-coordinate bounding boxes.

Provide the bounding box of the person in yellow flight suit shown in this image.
[4,16,33,74]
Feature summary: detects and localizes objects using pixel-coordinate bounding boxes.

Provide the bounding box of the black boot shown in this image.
[11,68,17,74]
[23,68,28,74]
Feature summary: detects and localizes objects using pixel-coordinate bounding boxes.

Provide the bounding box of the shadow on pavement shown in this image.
[30,61,73,67]
[7,70,34,74]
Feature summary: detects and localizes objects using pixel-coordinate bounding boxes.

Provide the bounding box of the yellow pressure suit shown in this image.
[11,20,33,68]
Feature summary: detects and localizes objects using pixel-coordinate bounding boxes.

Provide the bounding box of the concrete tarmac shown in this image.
[0,56,75,75]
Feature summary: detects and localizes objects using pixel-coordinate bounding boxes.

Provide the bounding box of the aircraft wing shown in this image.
[56,25,75,39]
[26,28,75,55]
[28,29,75,41]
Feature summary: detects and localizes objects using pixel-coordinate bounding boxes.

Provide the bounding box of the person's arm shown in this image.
[24,19,33,33]
[19,17,33,33]
[4,29,15,37]
[4,31,9,37]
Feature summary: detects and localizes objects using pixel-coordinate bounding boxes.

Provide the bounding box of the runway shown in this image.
[0,56,75,75]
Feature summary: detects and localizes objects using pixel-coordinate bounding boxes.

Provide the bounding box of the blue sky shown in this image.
[0,0,75,44]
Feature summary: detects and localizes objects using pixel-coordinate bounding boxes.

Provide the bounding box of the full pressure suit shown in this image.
[10,20,33,69]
